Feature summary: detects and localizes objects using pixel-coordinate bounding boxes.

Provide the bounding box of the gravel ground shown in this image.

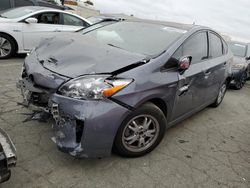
[0,57,249,188]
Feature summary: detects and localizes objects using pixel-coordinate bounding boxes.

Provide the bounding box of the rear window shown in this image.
[222,40,228,54]
[84,21,187,56]
[209,33,223,58]
[0,0,11,11]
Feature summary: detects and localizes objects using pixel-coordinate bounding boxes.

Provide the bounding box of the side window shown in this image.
[209,33,223,58]
[173,32,208,64]
[36,12,60,25]
[62,14,87,27]
[0,0,11,11]
[14,0,34,7]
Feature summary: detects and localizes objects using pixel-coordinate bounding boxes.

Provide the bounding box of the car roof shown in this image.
[117,18,206,32]
[15,6,55,12]
[90,14,204,31]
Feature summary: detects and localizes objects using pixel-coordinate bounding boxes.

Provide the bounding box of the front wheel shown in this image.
[114,102,167,157]
[211,82,227,107]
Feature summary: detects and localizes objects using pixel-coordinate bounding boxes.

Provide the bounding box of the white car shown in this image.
[0,6,91,59]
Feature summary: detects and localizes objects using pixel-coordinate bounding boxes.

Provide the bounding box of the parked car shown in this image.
[0,128,17,183]
[228,41,250,89]
[17,20,232,158]
[0,0,71,11]
[0,6,91,59]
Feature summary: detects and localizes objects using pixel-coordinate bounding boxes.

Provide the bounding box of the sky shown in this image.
[91,0,250,42]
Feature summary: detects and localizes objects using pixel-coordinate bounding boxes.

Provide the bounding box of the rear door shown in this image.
[61,13,89,32]
[205,32,227,101]
[22,11,63,51]
[170,31,210,121]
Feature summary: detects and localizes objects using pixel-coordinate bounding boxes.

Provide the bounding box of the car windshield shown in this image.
[84,21,187,56]
[87,17,104,24]
[229,42,247,57]
[0,7,36,19]
[77,21,117,33]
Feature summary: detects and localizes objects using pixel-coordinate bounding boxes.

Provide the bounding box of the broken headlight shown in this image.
[58,75,133,100]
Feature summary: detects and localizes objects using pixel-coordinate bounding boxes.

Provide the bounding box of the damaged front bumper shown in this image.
[16,77,51,112]
[17,77,130,158]
[0,128,17,183]
[50,94,130,158]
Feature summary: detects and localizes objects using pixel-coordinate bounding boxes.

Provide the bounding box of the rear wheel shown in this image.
[114,102,166,157]
[211,82,227,107]
[0,34,15,59]
[234,71,247,90]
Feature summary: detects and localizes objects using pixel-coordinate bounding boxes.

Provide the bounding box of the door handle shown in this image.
[179,85,189,96]
[204,70,211,76]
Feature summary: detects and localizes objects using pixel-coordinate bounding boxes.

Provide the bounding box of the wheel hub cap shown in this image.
[122,115,160,153]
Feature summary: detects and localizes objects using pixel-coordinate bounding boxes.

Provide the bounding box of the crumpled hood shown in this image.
[35,33,147,78]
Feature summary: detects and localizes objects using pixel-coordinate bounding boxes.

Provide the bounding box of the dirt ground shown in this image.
[0,57,249,188]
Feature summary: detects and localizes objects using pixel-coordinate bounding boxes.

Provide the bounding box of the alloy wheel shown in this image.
[0,37,11,58]
[217,84,227,104]
[122,115,160,153]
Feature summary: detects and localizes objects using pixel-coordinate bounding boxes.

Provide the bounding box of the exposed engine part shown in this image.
[22,111,51,123]
[0,128,17,183]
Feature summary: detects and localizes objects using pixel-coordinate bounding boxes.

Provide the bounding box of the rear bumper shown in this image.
[0,129,17,183]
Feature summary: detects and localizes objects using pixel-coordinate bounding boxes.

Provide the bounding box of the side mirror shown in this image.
[178,56,192,74]
[245,56,250,61]
[25,17,38,24]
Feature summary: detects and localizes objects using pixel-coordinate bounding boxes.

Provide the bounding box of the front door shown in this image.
[170,31,210,121]
[204,32,228,102]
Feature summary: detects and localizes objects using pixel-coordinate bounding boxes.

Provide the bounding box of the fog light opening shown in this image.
[76,120,84,143]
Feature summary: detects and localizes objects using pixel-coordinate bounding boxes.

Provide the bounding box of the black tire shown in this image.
[211,82,227,107]
[0,33,16,59]
[233,71,247,90]
[114,102,167,158]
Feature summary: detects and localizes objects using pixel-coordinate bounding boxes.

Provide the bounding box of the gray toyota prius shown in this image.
[17,20,233,158]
